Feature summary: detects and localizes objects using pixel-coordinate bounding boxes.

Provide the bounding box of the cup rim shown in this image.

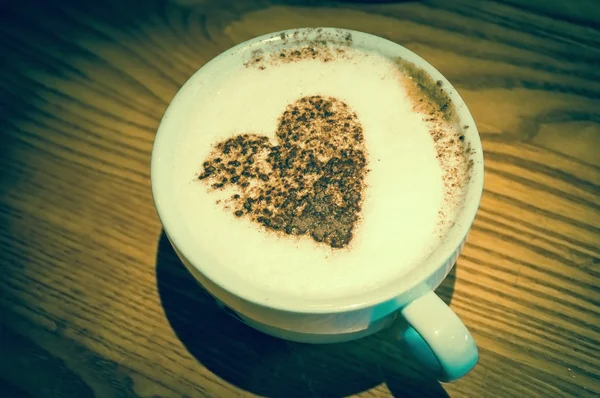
[151,27,484,314]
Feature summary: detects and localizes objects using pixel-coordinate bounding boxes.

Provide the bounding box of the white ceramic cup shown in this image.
[151,28,484,382]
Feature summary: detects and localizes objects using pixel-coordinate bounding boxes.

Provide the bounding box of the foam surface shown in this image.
[173,44,467,300]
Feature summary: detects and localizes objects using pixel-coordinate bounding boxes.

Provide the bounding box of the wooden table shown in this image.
[1,0,598,396]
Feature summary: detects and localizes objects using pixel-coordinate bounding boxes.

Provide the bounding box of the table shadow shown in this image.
[156,231,454,397]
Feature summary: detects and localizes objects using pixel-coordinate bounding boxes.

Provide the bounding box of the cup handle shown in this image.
[399,290,478,381]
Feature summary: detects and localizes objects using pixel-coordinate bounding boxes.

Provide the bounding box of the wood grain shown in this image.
[0,0,598,397]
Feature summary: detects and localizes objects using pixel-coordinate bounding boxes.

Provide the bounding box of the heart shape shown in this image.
[198,95,368,249]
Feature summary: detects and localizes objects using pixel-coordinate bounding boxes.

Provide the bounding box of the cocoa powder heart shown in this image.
[198,95,368,249]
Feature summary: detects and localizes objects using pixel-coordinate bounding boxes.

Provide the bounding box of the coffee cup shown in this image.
[151,28,484,381]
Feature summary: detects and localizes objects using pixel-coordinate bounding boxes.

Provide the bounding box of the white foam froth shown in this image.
[173,47,465,300]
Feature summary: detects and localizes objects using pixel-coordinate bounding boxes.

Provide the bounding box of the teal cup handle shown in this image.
[400,291,478,381]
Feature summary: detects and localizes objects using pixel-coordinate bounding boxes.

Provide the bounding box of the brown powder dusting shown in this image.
[198,96,368,249]
[394,57,471,233]
[245,49,265,68]
[395,58,457,123]
[245,29,353,70]
[246,45,349,68]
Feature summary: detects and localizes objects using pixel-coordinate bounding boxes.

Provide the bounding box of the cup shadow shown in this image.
[156,231,454,397]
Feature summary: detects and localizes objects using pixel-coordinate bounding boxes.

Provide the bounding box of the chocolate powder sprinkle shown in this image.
[395,58,457,123]
[198,96,368,249]
[245,30,353,70]
[394,57,471,234]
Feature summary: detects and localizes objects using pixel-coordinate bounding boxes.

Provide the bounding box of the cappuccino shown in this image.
[172,29,472,300]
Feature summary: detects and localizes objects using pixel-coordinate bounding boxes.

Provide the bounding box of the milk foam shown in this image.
[173,45,467,300]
